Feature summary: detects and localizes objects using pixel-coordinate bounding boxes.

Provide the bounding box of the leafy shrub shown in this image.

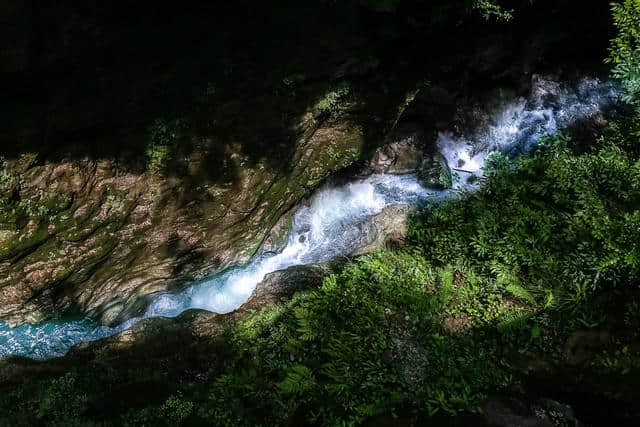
[314,82,351,118]
[607,0,640,103]
[37,373,88,426]
[472,0,513,21]
[409,131,640,310]
[194,251,513,425]
[146,118,188,173]
[160,393,194,425]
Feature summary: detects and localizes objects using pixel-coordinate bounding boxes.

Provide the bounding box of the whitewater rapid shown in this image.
[0,77,618,359]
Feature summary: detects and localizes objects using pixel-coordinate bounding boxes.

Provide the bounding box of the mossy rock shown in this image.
[417,152,452,190]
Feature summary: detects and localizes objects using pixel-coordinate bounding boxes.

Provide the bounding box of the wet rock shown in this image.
[351,204,411,256]
[66,262,339,356]
[565,329,611,366]
[239,262,339,313]
[369,124,433,174]
[370,140,422,174]
[417,151,452,190]
[529,74,563,109]
[261,207,298,254]
[0,117,365,327]
[369,124,452,190]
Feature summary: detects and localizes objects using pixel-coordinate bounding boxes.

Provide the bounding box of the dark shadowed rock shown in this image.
[417,151,452,190]
[239,262,340,313]
[369,124,435,175]
[369,124,452,190]
[480,397,582,427]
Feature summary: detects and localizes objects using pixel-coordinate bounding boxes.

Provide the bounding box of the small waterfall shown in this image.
[438,76,618,190]
[0,77,618,359]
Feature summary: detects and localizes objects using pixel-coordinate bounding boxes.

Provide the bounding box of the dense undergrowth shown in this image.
[3,109,640,426]
[186,116,640,425]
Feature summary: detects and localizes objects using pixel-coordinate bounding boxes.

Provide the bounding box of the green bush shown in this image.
[408,132,640,310]
[607,0,640,103]
[146,118,188,173]
[314,82,352,118]
[190,251,513,425]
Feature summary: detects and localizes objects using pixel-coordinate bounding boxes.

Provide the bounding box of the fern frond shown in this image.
[278,365,316,394]
[497,311,532,333]
[505,283,536,305]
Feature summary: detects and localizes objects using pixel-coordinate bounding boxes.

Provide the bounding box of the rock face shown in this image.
[2,1,415,328]
[0,118,366,327]
[351,204,411,256]
[239,263,338,313]
[369,124,452,190]
[479,397,582,427]
[417,151,452,190]
[369,125,428,174]
[0,1,612,329]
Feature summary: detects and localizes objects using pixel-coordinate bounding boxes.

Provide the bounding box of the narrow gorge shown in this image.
[0,76,619,359]
[2,1,639,426]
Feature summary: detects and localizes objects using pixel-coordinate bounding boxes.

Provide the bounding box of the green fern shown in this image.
[278,365,316,394]
[294,307,318,341]
[505,283,536,305]
[497,311,532,333]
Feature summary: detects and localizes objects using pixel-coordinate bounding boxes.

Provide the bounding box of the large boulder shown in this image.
[369,124,434,175]
[417,151,453,190]
[479,397,582,427]
[369,124,452,190]
[370,139,423,175]
[240,263,339,312]
[351,204,411,256]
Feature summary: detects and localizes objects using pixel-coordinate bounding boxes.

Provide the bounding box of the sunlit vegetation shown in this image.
[146,119,189,174]
[608,0,640,103]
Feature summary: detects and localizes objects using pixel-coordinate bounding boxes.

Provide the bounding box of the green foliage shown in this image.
[146,118,188,173]
[5,100,640,427]
[497,310,532,334]
[278,365,316,394]
[36,373,88,426]
[160,393,194,425]
[314,82,352,118]
[607,0,640,103]
[505,283,535,305]
[337,0,513,20]
[472,0,513,21]
[409,132,640,312]
[189,251,513,425]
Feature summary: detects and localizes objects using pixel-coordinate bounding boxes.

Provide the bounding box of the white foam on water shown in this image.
[438,77,618,189]
[146,174,434,317]
[0,77,619,359]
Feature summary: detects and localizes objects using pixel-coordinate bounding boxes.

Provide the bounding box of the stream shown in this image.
[0,77,618,359]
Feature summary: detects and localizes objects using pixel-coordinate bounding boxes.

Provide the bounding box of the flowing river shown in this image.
[0,77,619,359]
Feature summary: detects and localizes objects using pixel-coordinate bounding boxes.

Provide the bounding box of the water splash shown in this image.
[0,77,618,359]
[438,76,618,189]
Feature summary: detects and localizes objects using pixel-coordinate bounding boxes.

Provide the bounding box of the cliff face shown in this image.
[0,117,366,326]
[0,1,613,326]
